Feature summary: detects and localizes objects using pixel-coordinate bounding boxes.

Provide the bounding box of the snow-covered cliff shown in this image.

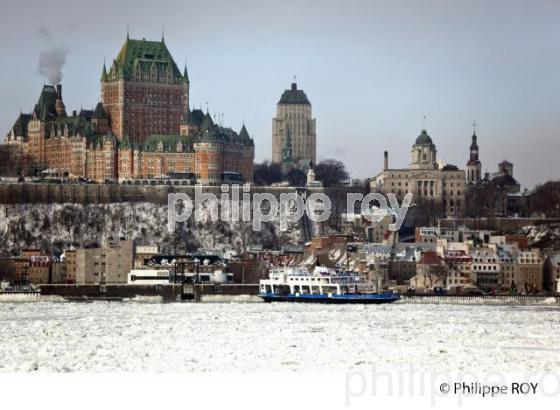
[0,203,302,255]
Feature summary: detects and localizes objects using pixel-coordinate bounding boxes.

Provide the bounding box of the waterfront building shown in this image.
[28,256,50,285]
[75,248,104,284]
[3,250,51,286]
[51,258,68,284]
[134,245,160,268]
[443,249,475,290]
[544,252,560,293]
[64,250,77,284]
[104,239,134,284]
[471,245,502,289]
[75,239,133,284]
[499,246,543,293]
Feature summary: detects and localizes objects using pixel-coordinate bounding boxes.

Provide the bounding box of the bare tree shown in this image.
[314,159,349,187]
[529,181,560,218]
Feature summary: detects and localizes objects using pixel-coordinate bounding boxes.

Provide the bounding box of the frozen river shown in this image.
[1,300,559,372]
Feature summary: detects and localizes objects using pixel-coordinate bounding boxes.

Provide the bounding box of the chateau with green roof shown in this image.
[4,35,254,184]
[105,36,186,82]
[101,36,190,142]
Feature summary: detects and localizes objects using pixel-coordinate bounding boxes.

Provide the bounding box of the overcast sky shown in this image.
[1,0,559,189]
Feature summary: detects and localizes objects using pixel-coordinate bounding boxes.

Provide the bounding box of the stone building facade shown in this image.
[3,36,254,184]
[272,82,316,167]
[370,129,466,218]
[100,36,189,143]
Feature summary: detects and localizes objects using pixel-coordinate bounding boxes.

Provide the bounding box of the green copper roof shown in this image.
[186,109,205,125]
[9,113,31,137]
[143,134,194,153]
[33,85,58,121]
[239,124,251,143]
[200,113,215,132]
[101,62,108,81]
[93,102,108,119]
[278,83,310,105]
[106,37,186,81]
[415,129,434,145]
[88,131,117,149]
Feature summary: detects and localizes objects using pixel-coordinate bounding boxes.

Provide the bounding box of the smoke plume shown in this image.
[37,27,69,85]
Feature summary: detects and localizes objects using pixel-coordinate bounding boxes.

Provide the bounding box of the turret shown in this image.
[101,61,108,82]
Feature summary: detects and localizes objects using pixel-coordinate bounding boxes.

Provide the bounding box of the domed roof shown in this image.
[415,129,433,145]
[441,164,459,171]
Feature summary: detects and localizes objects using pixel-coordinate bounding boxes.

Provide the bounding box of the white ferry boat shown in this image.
[259,266,400,304]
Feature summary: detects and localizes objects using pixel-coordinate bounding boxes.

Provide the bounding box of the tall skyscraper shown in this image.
[272,82,316,167]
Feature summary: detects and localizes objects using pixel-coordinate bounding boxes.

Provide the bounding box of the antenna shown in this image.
[422,115,427,130]
[205,102,209,113]
[161,26,165,42]
[126,25,130,39]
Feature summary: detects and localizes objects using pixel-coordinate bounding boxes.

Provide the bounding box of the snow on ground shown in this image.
[0,301,559,373]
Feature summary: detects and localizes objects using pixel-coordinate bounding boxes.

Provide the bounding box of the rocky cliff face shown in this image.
[0,203,302,256]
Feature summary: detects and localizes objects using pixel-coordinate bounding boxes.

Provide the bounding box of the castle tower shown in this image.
[466,132,482,184]
[272,82,316,166]
[100,36,189,143]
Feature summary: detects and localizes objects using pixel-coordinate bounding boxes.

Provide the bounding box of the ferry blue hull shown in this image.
[259,292,401,304]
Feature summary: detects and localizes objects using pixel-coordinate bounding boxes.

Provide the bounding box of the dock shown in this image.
[39,283,260,302]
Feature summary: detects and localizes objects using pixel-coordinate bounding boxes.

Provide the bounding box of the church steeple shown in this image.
[469,133,479,161]
[466,122,482,184]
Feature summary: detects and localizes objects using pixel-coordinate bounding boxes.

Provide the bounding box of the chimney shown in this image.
[291,83,297,90]
[55,84,66,118]
[384,151,389,170]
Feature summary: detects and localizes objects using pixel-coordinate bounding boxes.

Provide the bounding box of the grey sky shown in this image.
[1,0,559,188]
